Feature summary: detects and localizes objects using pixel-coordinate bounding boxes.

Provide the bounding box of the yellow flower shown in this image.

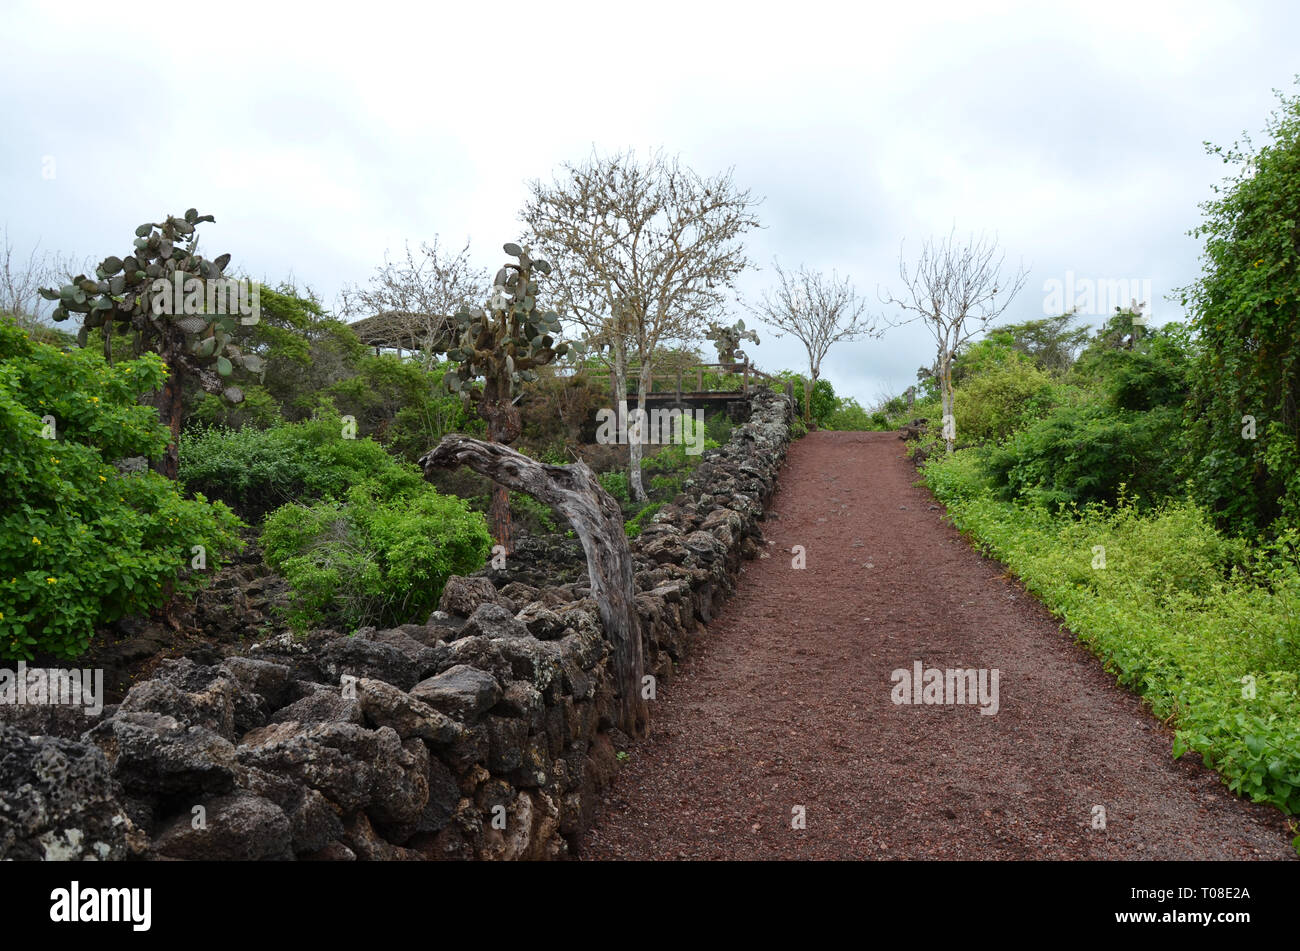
[45,577,57,584]
[31,537,40,546]
[91,396,99,403]
[99,475,106,482]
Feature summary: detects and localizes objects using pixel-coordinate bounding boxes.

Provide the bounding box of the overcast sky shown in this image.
[3,0,1297,406]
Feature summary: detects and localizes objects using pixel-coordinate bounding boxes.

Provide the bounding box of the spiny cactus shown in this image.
[436,242,579,547]
[706,317,759,369]
[40,209,259,477]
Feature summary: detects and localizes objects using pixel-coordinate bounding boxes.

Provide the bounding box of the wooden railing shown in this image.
[564,361,793,403]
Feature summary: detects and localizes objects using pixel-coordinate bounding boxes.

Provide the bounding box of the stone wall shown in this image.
[0,389,792,861]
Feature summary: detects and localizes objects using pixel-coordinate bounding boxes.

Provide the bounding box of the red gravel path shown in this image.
[581,431,1297,860]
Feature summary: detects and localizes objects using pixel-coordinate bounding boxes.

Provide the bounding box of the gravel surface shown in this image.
[581,431,1297,860]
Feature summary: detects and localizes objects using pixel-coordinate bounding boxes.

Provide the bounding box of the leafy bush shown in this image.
[191,384,281,431]
[179,407,422,522]
[510,492,557,534]
[0,317,242,659]
[825,396,876,431]
[598,470,631,504]
[954,356,1060,443]
[704,412,734,445]
[261,479,491,633]
[984,404,1184,509]
[649,472,684,499]
[624,502,664,538]
[1182,87,1300,533]
[925,450,1300,817]
[327,356,478,462]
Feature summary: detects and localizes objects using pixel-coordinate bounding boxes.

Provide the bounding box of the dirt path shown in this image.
[581,431,1296,860]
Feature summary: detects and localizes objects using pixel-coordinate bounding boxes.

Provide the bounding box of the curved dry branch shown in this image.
[419,435,648,737]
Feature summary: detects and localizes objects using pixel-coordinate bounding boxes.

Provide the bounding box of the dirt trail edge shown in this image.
[581,431,1296,860]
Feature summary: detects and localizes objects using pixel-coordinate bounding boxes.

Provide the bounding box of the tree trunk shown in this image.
[803,376,813,426]
[149,330,185,479]
[629,362,650,502]
[488,482,512,553]
[419,436,649,738]
[940,351,955,454]
[479,373,522,553]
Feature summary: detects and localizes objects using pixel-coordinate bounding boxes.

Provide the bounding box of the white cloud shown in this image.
[1,0,1295,405]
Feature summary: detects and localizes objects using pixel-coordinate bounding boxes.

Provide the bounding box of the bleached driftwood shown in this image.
[420,436,648,737]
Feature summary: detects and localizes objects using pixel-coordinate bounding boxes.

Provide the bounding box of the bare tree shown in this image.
[339,237,485,368]
[0,225,73,330]
[882,228,1028,452]
[523,149,762,501]
[748,260,879,425]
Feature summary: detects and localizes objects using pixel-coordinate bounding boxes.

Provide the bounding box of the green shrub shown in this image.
[649,473,684,499]
[825,396,875,431]
[624,502,665,538]
[984,404,1184,509]
[191,384,281,431]
[0,317,243,659]
[261,479,491,633]
[954,357,1059,443]
[598,471,631,504]
[179,407,422,522]
[510,492,557,534]
[704,412,734,445]
[925,452,1300,817]
[1181,87,1300,533]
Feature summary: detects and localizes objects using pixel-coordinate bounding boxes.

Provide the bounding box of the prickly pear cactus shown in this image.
[440,242,575,444]
[436,242,579,548]
[40,209,260,477]
[40,209,259,405]
[706,318,759,369]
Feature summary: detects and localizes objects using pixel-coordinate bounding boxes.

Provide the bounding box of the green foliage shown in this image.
[328,355,479,461]
[704,412,735,445]
[261,479,491,633]
[624,501,665,538]
[981,312,1091,375]
[0,317,242,659]
[973,319,1194,508]
[809,378,837,426]
[191,384,281,430]
[598,470,631,504]
[984,404,1185,509]
[42,208,256,406]
[925,450,1300,814]
[179,406,423,522]
[439,243,574,439]
[954,352,1060,443]
[773,372,839,426]
[509,492,557,534]
[642,412,720,475]
[1182,85,1300,533]
[824,396,877,431]
[1073,317,1192,412]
